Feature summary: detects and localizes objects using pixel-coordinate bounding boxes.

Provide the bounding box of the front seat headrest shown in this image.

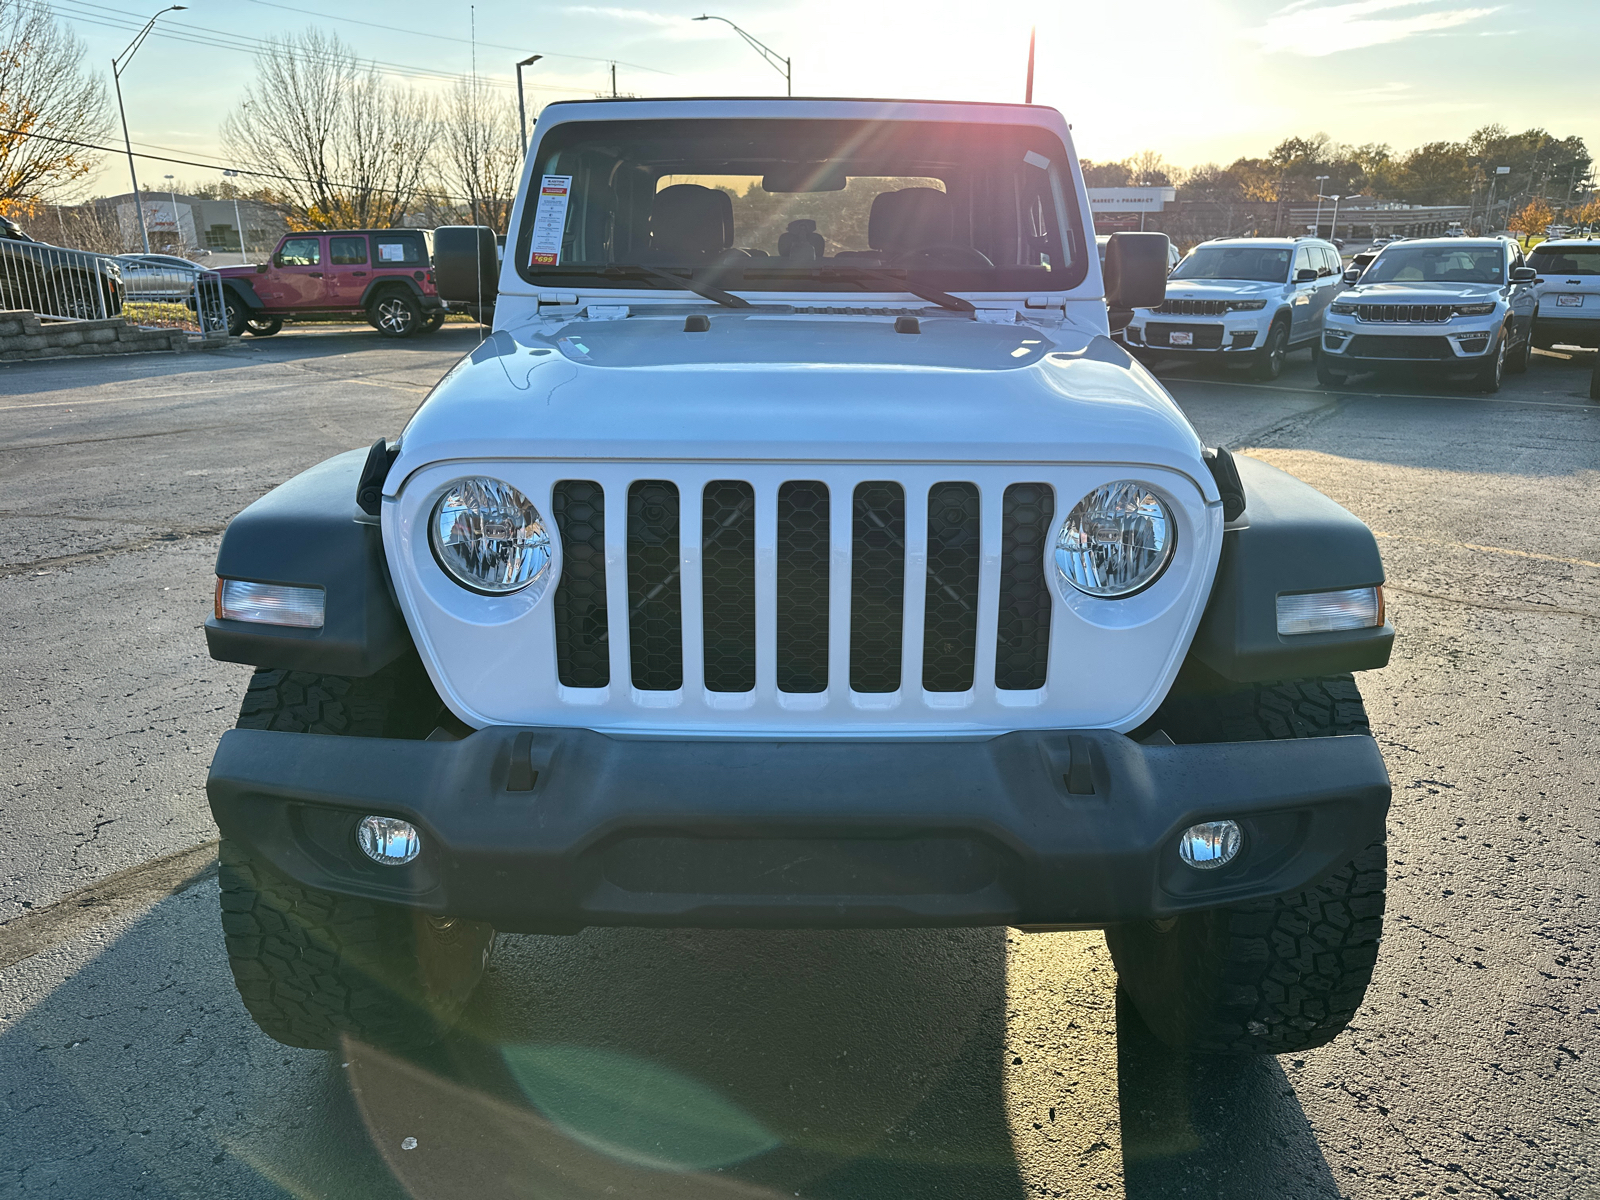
[650,184,734,257]
[868,188,953,254]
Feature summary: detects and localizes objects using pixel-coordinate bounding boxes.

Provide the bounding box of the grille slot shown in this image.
[776,480,830,693]
[627,480,683,691]
[701,480,756,692]
[551,480,609,688]
[922,482,980,692]
[850,481,906,693]
[995,483,1055,691]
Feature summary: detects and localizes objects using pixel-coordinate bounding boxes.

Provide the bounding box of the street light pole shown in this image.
[1313,176,1329,235]
[693,14,790,95]
[222,168,247,261]
[163,174,179,252]
[515,54,542,152]
[111,6,186,255]
[1328,194,1342,243]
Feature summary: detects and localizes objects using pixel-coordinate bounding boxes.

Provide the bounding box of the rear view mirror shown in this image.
[1343,267,1361,284]
[1510,266,1537,282]
[761,164,847,193]
[432,225,500,303]
[1103,232,1169,329]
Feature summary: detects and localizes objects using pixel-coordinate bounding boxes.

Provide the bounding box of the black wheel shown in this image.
[1471,329,1506,393]
[246,314,283,337]
[1250,320,1289,380]
[218,659,495,1050]
[1106,676,1387,1057]
[370,290,421,338]
[1505,327,1531,375]
[1315,349,1347,388]
[420,311,445,334]
[1590,357,1600,402]
[223,294,249,338]
[56,272,99,320]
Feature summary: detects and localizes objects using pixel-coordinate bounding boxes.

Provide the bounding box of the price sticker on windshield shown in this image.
[529,175,572,266]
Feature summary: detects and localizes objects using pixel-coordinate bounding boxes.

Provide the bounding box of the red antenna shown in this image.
[1025,26,1036,104]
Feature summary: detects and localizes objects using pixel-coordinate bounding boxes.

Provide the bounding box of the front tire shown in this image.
[1471,329,1506,393]
[1505,326,1531,374]
[1315,349,1347,388]
[224,294,249,338]
[370,291,422,338]
[1250,320,1289,380]
[1106,676,1387,1056]
[218,661,495,1050]
[246,315,283,337]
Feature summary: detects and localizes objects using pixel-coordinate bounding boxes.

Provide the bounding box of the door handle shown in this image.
[351,271,367,276]
[308,271,323,278]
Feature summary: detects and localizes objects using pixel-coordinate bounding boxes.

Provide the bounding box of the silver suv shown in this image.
[1319,237,1538,393]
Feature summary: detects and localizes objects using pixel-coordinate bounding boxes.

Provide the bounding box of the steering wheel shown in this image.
[894,245,994,269]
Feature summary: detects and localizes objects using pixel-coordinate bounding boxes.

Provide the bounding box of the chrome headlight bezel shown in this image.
[1054,481,1177,600]
[428,476,554,596]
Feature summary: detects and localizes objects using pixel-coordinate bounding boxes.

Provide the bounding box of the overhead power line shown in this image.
[0,122,489,205]
[32,0,602,93]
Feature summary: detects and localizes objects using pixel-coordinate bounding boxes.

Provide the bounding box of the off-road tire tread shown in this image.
[1108,675,1386,1056]
[235,658,441,739]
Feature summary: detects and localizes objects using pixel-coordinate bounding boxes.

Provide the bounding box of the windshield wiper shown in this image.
[596,264,752,309]
[754,265,975,314]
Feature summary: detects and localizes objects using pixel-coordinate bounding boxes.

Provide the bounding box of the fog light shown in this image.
[1179,820,1242,870]
[357,816,420,865]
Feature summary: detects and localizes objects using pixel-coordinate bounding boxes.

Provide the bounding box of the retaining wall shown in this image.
[0,310,227,362]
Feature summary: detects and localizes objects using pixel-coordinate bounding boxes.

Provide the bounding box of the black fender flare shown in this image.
[1187,453,1393,682]
[205,449,411,677]
[221,278,265,311]
[359,276,426,310]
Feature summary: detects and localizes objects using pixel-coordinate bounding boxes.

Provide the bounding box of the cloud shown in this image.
[1250,0,1503,55]
[560,7,717,37]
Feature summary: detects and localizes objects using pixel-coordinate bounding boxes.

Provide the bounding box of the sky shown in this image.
[54,0,1598,198]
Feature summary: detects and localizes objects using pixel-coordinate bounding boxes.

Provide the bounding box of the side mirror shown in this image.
[1295,267,1319,283]
[1103,232,1169,330]
[433,225,500,303]
[1510,266,1537,283]
[1342,267,1362,284]
[255,263,269,274]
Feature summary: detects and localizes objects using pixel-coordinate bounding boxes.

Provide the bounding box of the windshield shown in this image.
[516,118,1085,293]
[1361,244,1505,285]
[1529,244,1600,275]
[1169,245,1290,284]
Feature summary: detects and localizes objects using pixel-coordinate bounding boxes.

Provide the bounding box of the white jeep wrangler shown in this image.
[205,98,1394,1057]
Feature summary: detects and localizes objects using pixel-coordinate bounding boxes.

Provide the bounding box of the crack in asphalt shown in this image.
[1386,582,1600,621]
[0,525,226,578]
[0,841,218,972]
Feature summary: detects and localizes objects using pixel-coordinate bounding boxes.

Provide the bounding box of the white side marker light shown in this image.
[1276,586,1383,636]
[216,578,325,629]
[357,816,421,866]
[1179,820,1242,870]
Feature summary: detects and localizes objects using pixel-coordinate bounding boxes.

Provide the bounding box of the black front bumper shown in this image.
[207,727,1390,932]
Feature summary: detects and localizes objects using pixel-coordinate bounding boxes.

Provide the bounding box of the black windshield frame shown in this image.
[514,117,1089,295]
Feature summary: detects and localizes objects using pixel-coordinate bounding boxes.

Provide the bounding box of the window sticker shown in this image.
[530,175,573,266]
[378,241,406,262]
[1023,151,1051,170]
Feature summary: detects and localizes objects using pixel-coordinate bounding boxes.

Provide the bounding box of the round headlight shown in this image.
[430,477,553,594]
[1055,481,1175,598]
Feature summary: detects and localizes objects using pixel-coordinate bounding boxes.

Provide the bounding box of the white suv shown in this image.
[1123,237,1343,380]
[1319,237,1538,393]
[1528,238,1600,349]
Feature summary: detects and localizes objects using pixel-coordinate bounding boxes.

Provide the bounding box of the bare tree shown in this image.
[437,78,521,234]
[0,0,111,215]
[221,30,435,229]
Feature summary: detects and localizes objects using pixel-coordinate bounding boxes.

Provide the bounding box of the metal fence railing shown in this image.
[0,241,123,322]
[0,242,229,336]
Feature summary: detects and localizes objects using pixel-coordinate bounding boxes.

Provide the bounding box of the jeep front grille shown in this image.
[1157,298,1229,316]
[551,476,1054,697]
[1356,304,1452,323]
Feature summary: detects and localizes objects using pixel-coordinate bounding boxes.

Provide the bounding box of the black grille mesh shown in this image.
[701,480,756,692]
[627,480,683,690]
[922,482,980,692]
[995,483,1054,690]
[551,480,609,688]
[777,480,830,693]
[849,482,905,693]
[1348,334,1452,359]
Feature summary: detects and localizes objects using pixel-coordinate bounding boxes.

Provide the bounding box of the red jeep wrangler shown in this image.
[216,228,447,338]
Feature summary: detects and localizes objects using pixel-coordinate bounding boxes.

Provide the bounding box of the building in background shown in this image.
[1088,187,1176,233]
[95,192,288,261]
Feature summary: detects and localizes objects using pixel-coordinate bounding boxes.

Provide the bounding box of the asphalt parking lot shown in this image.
[2,326,1597,1199]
